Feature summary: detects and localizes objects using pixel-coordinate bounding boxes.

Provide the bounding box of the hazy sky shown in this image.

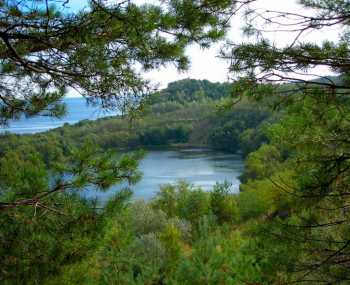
[64,0,341,95]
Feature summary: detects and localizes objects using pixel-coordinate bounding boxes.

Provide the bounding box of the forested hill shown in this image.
[47,78,270,155]
[147,79,233,104]
[0,79,272,163]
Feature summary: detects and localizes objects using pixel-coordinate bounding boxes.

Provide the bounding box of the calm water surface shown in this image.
[84,148,244,203]
[0,97,116,134]
[0,98,244,202]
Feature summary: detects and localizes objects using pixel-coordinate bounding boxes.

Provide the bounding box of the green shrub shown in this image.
[210,182,239,224]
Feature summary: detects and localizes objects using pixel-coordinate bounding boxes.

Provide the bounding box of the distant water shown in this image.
[0,98,244,202]
[0,97,116,134]
[83,148,244,203]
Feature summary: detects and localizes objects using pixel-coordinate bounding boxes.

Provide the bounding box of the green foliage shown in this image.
[221,0,350,280]
[139,125,190,145]
[0,0,239,122]
[240,144,282,183]
[129,201,168,235]
[0,79,272,156]
[5,0,350,283]
[0,77,278,284]
[208,104,270,153]
[38,181,276,285]
[0,0,287,283]
[153,181,211,225]
[239,126,268,157]
[210,182,238,224]
[173,233,263,285]
[0,142,143,284]
[0,194,100,284]
[147,79,233,104]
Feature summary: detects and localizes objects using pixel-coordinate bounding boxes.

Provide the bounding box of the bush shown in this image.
[153,182,210,224]
[210,182,239,224]
[129,201,168,236]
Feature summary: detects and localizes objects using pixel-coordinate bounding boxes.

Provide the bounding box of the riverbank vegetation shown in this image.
[1,0,350,284]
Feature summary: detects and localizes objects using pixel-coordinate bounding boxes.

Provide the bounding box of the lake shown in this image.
[83,148,244,203]
[0,97,116,134]
[0,98,244,201]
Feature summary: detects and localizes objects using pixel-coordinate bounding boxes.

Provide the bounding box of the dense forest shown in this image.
[1,0,350,284]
